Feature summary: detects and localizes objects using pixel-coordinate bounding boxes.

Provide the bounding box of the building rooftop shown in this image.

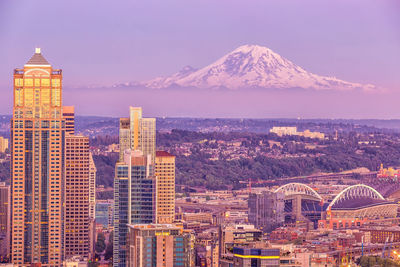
[127,223,181,230]
[25,48,50,66]
[156,150,175,157]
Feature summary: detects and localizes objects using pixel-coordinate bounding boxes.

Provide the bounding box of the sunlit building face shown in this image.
[11,48,65,266]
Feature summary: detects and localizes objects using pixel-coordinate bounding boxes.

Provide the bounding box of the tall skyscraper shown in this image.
[88,152,96,219]
[155,151,176,224]
[119,107,156,163]
[64,135,90,259]
[0,182,10,261]
[11,48,65,265]
[113,150,156,267]
[126,224,195,267]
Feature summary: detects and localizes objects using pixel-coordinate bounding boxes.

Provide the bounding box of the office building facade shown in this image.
[248,191,285,232]
[64,135,90,259]
[155,151,175,224]
[119,107,156,163]
[113,150,156,267]
[62,106,75,135]
[11,48,65,265]
[126,224,194,267]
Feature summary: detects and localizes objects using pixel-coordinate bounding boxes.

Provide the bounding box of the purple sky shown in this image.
[0,0,399,118]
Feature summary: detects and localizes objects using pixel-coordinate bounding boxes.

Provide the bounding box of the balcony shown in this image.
[14,69,24,75]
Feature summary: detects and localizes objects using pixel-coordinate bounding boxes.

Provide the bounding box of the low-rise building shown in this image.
[126,224,195,267]
[220,247,280,267]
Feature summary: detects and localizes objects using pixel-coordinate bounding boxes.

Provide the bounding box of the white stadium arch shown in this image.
[275,183,322,200]
[328,184,384,208]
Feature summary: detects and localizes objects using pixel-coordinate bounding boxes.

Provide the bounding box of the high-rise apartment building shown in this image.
[11,48,65,265]
[155,151,176,224]
[0,182,10,261]
[248,191,285,233]
[119,107,156,163]
[113,150,156,267]
[64,135,90,259]
[0,137,8,153]
[126,224,195,267]
[89,152,96,219]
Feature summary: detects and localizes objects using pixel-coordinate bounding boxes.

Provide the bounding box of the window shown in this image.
[24,79,33,86]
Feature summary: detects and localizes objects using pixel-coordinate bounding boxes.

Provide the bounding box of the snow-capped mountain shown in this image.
[143,65,198,89]
[129,45,375,90]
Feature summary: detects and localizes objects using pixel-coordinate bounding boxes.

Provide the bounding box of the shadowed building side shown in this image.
[64,135,90,259]
[0,182,10,261]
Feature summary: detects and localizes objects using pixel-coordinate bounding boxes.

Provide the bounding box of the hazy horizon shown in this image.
[0,0,399,118]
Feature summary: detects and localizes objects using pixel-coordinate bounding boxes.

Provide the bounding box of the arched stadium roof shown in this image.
[328,184,385,209]
[275,183,322,200]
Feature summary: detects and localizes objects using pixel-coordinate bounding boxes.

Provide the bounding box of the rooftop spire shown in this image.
[25,47,50,66]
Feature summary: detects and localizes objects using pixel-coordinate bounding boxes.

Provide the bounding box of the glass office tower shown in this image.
[113,150,155,267]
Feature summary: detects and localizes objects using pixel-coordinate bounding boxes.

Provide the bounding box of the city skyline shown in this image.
[2,41,400,267]
[2,2,400,266]
[0,0,399,118]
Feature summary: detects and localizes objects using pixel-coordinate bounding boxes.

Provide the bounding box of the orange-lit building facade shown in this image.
[62,106,75,135]
[126,224,195,267]
[155,151,176,224]
[64,135,90,259]
[11,48,65,265]
[119,107,156,163]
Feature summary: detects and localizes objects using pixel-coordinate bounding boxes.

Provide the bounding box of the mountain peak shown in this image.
[233,44,274,54]
[138,44,376,91]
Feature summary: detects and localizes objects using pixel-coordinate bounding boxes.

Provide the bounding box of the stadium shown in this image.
[275,183,398,229]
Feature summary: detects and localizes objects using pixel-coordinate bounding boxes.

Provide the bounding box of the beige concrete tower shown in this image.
[64,135,90,259]
[11,48,65,265]
[155,151,176,224]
